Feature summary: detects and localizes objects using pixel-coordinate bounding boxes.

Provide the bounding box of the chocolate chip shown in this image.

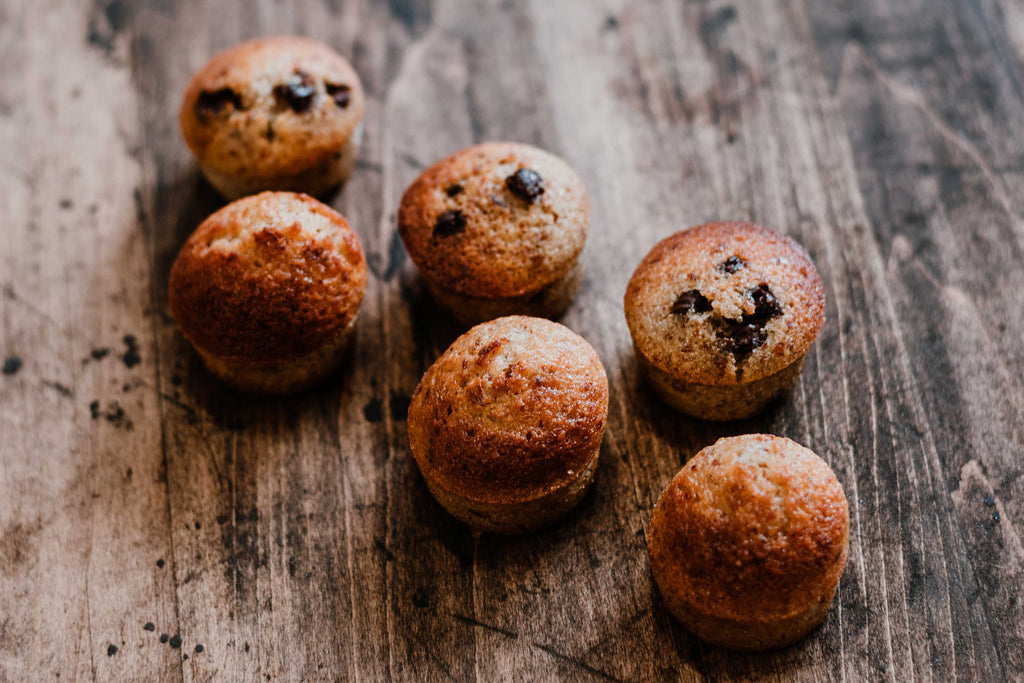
[195,644,204,653]
[107,644,118,657]
[143,622,155,632]
[325,83,351,108]
[505,168,544,204]
[729,323,767,355]
[671,289,712,315]
[713,284,783,358]
[169,635,182,649]
[159,634,169,644]
[748,283,783,323]
[196,88,242,118]
[433,210,466,237]
[719,255,746,274]
[445,184,463,197]
[274,71,316,112]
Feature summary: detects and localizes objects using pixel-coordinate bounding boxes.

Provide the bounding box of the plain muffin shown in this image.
[169,192,367,393]
[407,316,608,534]
[625,222,825,420]
[647,434,849,650]
[397,142,590,326]
[180,36,365,199]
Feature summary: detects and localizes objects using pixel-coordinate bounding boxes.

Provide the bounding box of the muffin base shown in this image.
[421,447,599,535]
[425,261,583,327]
[638,351,807,421]
[196,316,357,394]
[199,123,363,200]
[655,574,841,651]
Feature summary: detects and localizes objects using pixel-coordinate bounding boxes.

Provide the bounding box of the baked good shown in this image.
[397,142,589,326]
[407,316,608,534]
[646,434,849,650]
[624,221,825,420]
[169,192,367,393]
[179,36,364,199]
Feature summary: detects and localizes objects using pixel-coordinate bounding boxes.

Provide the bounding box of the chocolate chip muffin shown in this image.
[397,143,590,326]
[180,37,365,199]
[407,316,608,534]
[624,222,825,420]
[169,192,367,393]
[647,434,849,650]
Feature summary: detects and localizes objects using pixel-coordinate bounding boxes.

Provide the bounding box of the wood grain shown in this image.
[1,0,1022,680]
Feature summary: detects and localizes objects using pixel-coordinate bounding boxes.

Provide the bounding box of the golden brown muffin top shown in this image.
[169,192,367,363]
[624,222,825,385]
[647,434,849,624]
[179,37,364,181]
[397,143,589,298]
[408,316,608,504]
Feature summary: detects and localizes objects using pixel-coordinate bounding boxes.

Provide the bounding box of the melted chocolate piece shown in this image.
[274,71,316,112]
[505,168,544,204]
[729,323,766,355]
[445,184,464,197]
[719,255,746,274]
[748,283,783,323]
[722,283,784,357]
[673,282,784,358]
[196,88,242,118]
[671,289,712,315]
[325,82,351,108]
[433,210,467,237]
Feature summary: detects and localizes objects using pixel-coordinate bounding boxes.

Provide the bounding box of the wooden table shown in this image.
[2,0,1022,680]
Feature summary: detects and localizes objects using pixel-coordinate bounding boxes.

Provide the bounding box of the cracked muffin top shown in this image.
[179,37,364,181]
[169,192,367,363]
[397,143,590,298]
[624,222,825,385]
[407,316,608,504]
[647,434,849,622]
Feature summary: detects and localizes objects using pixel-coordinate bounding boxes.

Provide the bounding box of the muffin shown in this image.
[624,222,825,420]
[397,142,590,326]
[180,36,365,199]
[407,316,608,534]
[647,434,849,650]
[169,192,367,393]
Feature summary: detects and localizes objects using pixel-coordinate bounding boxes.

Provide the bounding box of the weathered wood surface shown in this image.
[2,0,1023,680]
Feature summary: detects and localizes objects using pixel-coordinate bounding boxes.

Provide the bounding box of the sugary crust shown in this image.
[625,222,825,385]
[408,316,608,505]
[179,37,364,185]
[169,192,367,364]
[647,435,849,648]
[397,142,589,298]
